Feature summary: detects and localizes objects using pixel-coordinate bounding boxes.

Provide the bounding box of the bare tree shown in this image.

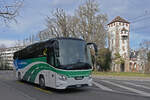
[67,15,80,38]
[0,0,23,23]
[75,0,107,48]
[37,29,53,41]
[46,8,70,37]
[46,0,108,48]
[139,40,150,50]
[138,40,150,73]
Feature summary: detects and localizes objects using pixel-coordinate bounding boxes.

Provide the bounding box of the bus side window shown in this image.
[47,47,55,66]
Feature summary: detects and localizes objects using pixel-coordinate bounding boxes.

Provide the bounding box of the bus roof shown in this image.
[13,37,85,59]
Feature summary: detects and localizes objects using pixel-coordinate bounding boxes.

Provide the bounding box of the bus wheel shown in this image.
[39,75,45,88]
[18,72,22,81]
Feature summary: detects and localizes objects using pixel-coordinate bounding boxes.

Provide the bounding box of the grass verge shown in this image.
[92,71,150,77]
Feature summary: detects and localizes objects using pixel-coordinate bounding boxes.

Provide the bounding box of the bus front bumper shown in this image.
[55,76,92,89]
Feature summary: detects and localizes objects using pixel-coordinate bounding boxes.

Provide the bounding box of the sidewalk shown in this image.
[93,75,150,81]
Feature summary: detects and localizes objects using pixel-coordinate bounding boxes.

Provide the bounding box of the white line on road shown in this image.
[92,81,113,92]
[124,82,150,90]
[102,80,150,97]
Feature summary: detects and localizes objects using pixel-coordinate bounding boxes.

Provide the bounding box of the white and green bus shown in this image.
[13,37,97,89]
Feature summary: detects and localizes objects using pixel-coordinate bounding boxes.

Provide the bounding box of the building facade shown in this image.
[129,50,140,72]
[0,46,24,69]
[108,16,130,72]
[129,49,149,73]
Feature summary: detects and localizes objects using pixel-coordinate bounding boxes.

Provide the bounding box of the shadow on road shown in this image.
[17,80,89,94]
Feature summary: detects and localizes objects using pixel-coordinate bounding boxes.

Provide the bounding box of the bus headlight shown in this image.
[89,75,92,79]
[58,74,67,81]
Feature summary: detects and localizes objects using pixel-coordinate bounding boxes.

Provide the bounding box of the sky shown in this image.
[0,0,150,49]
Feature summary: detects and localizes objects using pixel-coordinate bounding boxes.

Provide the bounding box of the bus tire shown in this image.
[39,75,45,88]
[18,72,22,81]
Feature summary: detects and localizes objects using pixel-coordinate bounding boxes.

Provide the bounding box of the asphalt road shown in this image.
[0,71,150,100]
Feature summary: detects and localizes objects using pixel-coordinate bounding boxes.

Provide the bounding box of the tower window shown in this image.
[119,22,121,25]
[122,46,125,51]
[122,36,128,40]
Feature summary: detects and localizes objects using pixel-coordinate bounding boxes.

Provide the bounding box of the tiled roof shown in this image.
[108,16,130,25]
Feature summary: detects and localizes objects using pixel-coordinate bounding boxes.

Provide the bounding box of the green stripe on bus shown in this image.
[23,63,92,82]
[29,66,50,82]
[22,57,46,81]
[23,65,38,81]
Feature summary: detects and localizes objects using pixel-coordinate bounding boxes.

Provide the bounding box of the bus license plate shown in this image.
[75,76,84,80]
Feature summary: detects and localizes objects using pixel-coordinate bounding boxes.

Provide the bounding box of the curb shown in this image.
[93,75,150,81]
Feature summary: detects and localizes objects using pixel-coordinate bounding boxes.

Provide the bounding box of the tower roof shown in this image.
[108,16,130,25]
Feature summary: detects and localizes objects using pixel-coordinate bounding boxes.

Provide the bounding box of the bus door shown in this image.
[47,46,56,87]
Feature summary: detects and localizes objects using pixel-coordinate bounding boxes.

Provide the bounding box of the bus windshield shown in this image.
[57,39,92,70]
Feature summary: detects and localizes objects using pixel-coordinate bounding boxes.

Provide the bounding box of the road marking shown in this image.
[34,87,52,94]
[102,80,150,97]
[16,81,52,94]
[92,81,113,92]
[124,82,150,90]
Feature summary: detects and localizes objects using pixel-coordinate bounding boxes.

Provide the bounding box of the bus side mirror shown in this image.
[87,43,98,56]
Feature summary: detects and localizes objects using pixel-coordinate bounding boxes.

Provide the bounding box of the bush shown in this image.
[96,48,112,71]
